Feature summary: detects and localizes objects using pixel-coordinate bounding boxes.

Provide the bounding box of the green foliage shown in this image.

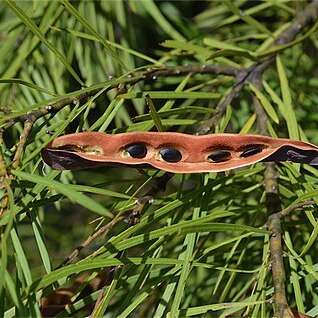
[1,1,318,317]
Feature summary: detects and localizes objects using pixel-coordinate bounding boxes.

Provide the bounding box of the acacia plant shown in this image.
[1,1,318,317]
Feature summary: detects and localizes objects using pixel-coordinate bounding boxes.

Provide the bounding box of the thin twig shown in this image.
[56,216,125,269]
[3,65,241,132]
[57,172,173,269]
[198,0,318,134]
[256,100,293,317]
[88,173,173,314]
[267,199,314,318]
[3,92,96,131]
[201,4,318,312]
[49,172,173,316]
[251,2,318,315]
[275,0,318,46]
[11,119,33,170]
[146,64,243,79]
[274,200,315,219]
[4,1,318,137]
[252,57,293,318]
[267,212,293,318]
[197,58,275,134]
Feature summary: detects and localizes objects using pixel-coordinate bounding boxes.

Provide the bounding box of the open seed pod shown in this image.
[41,132,318,173]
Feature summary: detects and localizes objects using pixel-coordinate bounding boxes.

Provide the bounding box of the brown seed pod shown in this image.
[41,132,318,173]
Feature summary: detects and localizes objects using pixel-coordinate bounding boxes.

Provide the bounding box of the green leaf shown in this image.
[256,20,318,58]
[223,1,272,36]
[0,79,57,96]
[177,300,267,316]
[249,83,279,123]
[26,258,184,294]
[285,232,306,312]
[162,40,212,59]
[276,55,299,140]
[141,0,186,42]
[204,37,257,61]
[240,113,257,134]
[12,170,113,217]
[171,207,200,316]
[145,93,165,132]
[209,49,258,61]
[60,0,127,71]
[66,29,162,66]
[133,106,216,121]
[5,0,85,86]
[118,91,221,99]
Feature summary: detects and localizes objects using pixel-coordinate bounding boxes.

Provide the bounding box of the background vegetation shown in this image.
[1,1,318,317]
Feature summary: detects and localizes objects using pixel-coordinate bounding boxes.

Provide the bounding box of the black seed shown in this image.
[125,144,147,158]
[240,148,262,158]
[159,148,182,162]
[208,151,232,162]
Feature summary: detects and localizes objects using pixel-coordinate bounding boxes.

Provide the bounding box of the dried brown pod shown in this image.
[41,132,318,173]
[40,270,107,317]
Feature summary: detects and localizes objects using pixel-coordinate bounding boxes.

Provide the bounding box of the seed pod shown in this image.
[41,132,318,173]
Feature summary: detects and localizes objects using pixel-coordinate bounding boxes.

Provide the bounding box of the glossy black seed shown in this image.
[159,148,182,162]
[125,144,147,158]
[208,151,232,162]
[240,148,262,158]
